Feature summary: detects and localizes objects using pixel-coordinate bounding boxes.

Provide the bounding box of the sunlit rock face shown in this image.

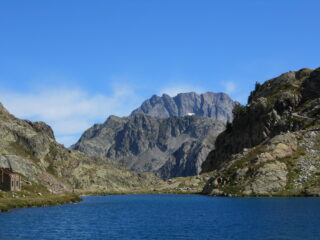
[131,92,236,122]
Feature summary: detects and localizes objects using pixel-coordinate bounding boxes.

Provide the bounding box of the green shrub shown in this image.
[232,103,247,118]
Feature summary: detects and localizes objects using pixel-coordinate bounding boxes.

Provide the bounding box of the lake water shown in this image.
[0,194,320,240]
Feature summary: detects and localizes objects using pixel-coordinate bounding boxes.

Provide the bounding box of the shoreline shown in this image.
[0,189,201,213]
[2,189,319,213]
[0,194,81,212]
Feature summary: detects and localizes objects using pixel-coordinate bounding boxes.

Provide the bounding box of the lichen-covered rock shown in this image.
[201,67,320,196]
[250,161,288,195]
[202,67,319,172]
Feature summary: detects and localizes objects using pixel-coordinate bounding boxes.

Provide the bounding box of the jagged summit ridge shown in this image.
[131,92,235,122]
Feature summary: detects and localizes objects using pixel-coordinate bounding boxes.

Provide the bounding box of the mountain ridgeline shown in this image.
[131,92,235,122]
[72,92,236,179]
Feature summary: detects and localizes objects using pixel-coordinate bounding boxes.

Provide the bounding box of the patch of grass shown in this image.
[0,194,81,212]
[22,180,50,195]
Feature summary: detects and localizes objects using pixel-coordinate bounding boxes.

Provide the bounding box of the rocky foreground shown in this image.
[201,67,320,196]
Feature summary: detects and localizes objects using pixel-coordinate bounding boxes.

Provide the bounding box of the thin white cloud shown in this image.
[0,84,142,147]
[224,81,237,94]
[220,80,247,104]
[159,84,205,97]
[56,135,79,148]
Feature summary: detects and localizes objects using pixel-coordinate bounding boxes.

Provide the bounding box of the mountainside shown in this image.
[201,67,320,196]
[72,114,226,179]
[131,92,235,122]
[73,91,235,179]
[0,104,159,194]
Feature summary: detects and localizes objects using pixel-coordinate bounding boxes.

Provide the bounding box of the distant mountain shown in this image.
[72,91,236,179]
[72,114,226,179]
[131,92,235,122]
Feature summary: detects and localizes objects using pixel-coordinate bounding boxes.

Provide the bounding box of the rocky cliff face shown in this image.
[0,104,159,193]
[131,92,235,122]
[201,67,320,196]
[72,114,226,179]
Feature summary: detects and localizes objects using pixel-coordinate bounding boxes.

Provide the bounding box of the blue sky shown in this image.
[0,0,319,146]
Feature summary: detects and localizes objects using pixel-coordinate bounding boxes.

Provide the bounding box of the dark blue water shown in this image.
[0,194,320,240]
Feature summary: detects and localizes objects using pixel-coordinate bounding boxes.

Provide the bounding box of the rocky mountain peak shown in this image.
[130,91,236,122]
[73,91,237,179]
[247,68,314,105]
[0,103,12,119]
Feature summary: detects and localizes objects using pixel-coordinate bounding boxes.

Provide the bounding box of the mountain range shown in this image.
[1,67,320,197]
[72,92,235,179]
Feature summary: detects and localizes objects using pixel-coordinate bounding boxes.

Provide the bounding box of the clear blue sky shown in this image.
[0,0,319,146]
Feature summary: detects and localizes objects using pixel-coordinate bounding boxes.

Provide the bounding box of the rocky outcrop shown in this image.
[201,67,320,196]
[0,104,159,193]
[131,92,235,122]
[72,114,226,179]
[202,68,318,172]
[202,130,320,196]
[249,161,288,195]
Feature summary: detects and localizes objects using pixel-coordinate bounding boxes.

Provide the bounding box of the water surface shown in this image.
[0,194,319,240]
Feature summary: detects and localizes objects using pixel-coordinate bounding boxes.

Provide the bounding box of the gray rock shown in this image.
[250,161,288,195]
[131,92,236,122]
[202,67,320,172]
[73,91,236,179]
[201,67,320,197]
[73,114,226,179]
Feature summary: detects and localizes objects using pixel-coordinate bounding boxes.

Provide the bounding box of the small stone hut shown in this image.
[0,168,21,191]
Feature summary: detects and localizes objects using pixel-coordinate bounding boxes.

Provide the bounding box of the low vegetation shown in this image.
[0,193,81,212]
